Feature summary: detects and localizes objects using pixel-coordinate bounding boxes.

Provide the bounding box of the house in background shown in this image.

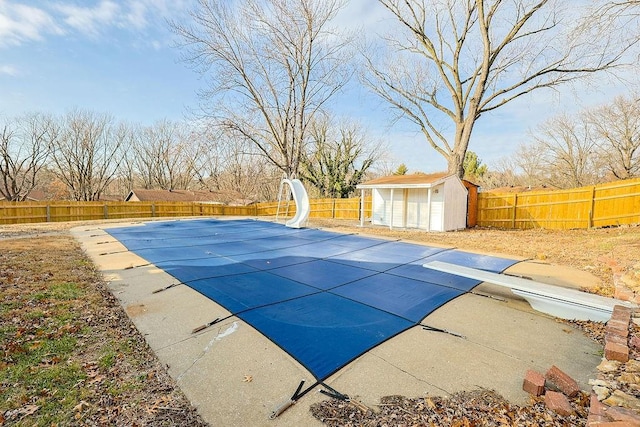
[125,189,254,206]
[356,172,478,232]
[0,189,48,202]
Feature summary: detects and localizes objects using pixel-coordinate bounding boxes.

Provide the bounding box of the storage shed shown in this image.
[356,172,472,231]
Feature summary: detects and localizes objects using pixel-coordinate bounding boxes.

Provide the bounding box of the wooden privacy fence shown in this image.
[2,179,637,230]
[256,197,369,220]
[0,197,372,225]
[477,178,640,230]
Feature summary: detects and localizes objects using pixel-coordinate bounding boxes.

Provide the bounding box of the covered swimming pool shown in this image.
[106,218,518,382]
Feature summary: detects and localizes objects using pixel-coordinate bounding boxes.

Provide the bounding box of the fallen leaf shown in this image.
[243,375,253,383]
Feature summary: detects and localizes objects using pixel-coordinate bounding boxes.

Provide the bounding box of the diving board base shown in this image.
[423,260,635,322]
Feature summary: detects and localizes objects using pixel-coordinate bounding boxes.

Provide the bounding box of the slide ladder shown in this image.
[278,178,310,228]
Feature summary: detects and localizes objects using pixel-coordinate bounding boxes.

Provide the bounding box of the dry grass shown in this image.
[0,232,206,426]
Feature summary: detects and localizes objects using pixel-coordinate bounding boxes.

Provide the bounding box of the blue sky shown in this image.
[0,0,632,174]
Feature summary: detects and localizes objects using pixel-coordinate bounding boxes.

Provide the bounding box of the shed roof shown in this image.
[357,172,454,189]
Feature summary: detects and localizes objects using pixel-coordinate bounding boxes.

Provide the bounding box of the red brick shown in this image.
[591,422,640,427]
[607,322,630,338]
[587,414,610,425]
[613,305,633,322]
[605,341,630,363]
[606,405,640,424]
[615,285,635,302]
[523,369,545,396]
[545,391,574,416]
[606,333,629,346]
[545,365,580,397]
[608,318,630,331]
[591,393,609,417]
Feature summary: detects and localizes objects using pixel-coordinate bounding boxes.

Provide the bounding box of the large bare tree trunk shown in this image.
[365,0,630,176]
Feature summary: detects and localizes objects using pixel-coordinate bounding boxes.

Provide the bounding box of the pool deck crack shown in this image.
[369,351,452,395]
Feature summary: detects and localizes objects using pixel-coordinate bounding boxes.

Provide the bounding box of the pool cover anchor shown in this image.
[421,324,465,339]
[471,291,508,302]
[191,314,236,334]
[152,282,181,294]
[269,379,309,419]
[268,380,353,419]
[192,318,222,334]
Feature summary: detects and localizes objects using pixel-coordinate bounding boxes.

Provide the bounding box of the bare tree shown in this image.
[0,113,54,201]
[587,95,640,180]
[195,127,281,201]
[173,0,352,178]
[300,119,377,198]
[189,126,226,192]
[49,110,126,201]
[512,142,548,188]
[131,120,195,191]
[365,0,630,178]
[531,114,601,188]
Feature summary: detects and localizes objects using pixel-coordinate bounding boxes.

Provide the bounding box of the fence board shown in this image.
[0,197,370,225]
[478,178,640,230]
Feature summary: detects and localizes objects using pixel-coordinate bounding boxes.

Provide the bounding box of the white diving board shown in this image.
[423,260,635,322]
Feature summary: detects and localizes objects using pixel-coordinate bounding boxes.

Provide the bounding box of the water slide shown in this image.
[282,178,310,228]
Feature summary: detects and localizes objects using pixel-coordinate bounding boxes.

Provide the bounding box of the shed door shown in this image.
[390,189,404,227]
[372,189,388,225]
[406,188,427,228]
[429,186,445,231]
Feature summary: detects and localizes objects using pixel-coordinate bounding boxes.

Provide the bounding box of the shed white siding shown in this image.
[358,173,469,232]
[442,179,468,231]
[429,184,445,231]
[372,188,409,228]
[406,188,428,228]
[372,189,387,225]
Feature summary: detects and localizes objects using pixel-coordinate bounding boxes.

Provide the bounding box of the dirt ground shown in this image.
[2,218,639,426]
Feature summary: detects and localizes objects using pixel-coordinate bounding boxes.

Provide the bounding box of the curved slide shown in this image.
[282,179,310,228]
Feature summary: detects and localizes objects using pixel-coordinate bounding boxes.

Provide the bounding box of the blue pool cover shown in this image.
[107,219,518,381]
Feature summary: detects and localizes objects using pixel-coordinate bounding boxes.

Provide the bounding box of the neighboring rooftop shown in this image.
[125,189,254,205]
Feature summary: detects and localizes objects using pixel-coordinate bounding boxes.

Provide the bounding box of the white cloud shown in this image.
[53,0,120,37]
[0,0,195,48]
[0,64,18,76]
[125,1,148,30]
[0,1,63,47]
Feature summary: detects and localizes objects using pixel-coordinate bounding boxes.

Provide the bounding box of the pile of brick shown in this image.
[523,305,640,426]
[523,366,581,417]
[601,256,640,305]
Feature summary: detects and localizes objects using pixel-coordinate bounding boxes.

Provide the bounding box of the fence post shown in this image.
[46,204,51,222]
[511,194,517,229]
[103,204,108,219]
[151,203,156,218]
[588,186,596,229]
[332,199,336,219]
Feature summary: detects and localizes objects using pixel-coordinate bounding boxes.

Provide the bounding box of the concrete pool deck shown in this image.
[71,219,603,426]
